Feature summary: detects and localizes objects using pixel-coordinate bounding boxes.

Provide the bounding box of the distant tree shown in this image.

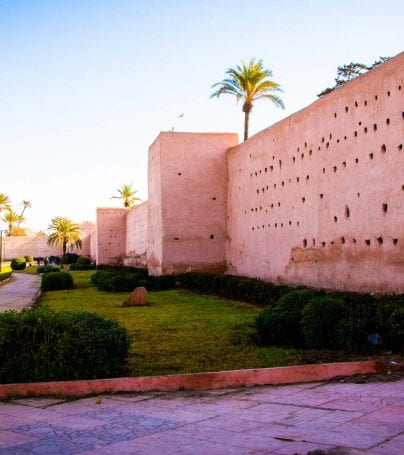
[36,230,46,237]
[111,184,142,208]
[18,200,31,227]
[47,217,82,254]
[318,57,391,97]
[211,58,284,141]
[1,210,22,236]
[0,194,11,213]
[10,226,27,236]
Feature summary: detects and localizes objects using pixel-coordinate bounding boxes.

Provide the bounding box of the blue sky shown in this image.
[1,0,403,231]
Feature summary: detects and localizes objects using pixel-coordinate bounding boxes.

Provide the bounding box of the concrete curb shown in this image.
[0,360,379,400]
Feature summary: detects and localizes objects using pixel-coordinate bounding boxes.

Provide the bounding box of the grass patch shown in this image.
[41,271,299,377]
[21,266,39,274]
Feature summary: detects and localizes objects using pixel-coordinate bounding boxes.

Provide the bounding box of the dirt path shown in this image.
[0,272,41,313]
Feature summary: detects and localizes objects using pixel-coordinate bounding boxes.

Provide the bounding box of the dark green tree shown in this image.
[318,56,391,97]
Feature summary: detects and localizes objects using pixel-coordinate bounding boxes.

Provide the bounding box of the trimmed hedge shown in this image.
[256,289,319,346]
[0,271,12,283]
[37,266,61,273]
[41,271,74,291]
[177,272,295,306]
[91,268,175,292]
[301,296,348,349]
[69,257,94,271]
[61,253,79,264]
[0,307,131,383]
[10,257,26,270]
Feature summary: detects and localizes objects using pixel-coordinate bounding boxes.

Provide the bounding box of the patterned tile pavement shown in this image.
[0,378,403,454]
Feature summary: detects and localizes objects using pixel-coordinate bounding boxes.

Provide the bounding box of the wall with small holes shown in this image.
[226,53,404,293]
[95,208,128,265]
[2,223,95,261]
[124,201,148,267]
[148,131,238,275]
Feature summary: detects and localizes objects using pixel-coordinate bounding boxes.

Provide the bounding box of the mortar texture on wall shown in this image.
[95,208,128,265]
[124,201,148,267]
[226,53,404,293]
[147,132,238,275]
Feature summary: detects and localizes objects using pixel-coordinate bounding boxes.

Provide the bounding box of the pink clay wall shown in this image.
[2,222,95,260]
[148,135,163,274]
[148,132,238,275]
[2,236,63,260]
[226,53,404,293]
[96,208,128,264]
[124,201,148,267]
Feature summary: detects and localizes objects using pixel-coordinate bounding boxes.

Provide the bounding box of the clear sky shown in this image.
[1,0,403,232]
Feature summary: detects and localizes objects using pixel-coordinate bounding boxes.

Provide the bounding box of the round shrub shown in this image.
[61,253,79,264]
[256,289,318,346]
[41,271,74,291]
[69,256,93,270]
[10,257,26,270]
[24,255,34,263]
[37,266,60,274]
[0,307,131,383]
[77,256,91,265]
[301,296,348,349]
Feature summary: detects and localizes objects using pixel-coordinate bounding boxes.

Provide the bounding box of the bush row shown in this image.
[0,307,131,383]
[91,268,174,292]
[89,268,403,352]
[0,271,12,283]
[256,290,404,352]
[176,272,296,306]
[37,266,61,273]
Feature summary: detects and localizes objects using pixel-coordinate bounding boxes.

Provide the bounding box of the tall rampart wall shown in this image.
[148,132,238,275]
[95,208,128,264]
[124,201,148,267]
[226,53,404,293]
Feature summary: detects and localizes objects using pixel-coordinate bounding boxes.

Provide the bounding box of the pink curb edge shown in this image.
[0,360,380,399]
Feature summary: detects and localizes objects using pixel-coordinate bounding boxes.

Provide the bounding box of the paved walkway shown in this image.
[0,273,41,313]
[0,379,403,454]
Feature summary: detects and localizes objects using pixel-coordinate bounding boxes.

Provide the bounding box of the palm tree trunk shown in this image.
[17,208,26,227]
[244,108,250,141]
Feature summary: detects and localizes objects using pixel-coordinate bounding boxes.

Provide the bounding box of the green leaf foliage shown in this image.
[41,271,74,291]
[256,289,319,346]
[10,257,26,270]
[0,307,131,383]
[301,296,348,349]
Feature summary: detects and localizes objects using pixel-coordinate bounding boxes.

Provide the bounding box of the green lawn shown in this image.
[40,270,299,377]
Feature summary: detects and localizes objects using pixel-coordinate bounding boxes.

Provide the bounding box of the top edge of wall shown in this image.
[96,207,131,211]
[231,51,404,149]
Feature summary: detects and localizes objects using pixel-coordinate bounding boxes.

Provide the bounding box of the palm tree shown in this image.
[111,184,142,208]
[0,193,11,213]
[1,210,22,236]
[211,59,284,141]
[47,216,82,254]
[18,200,31,227]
